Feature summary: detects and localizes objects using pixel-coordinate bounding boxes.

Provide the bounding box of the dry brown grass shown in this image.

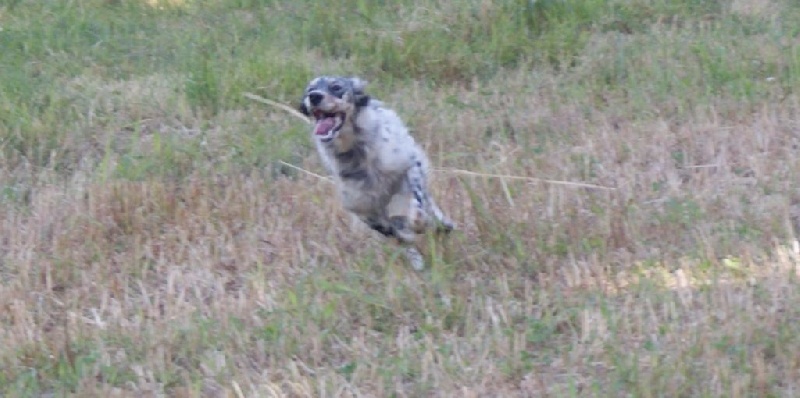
[4,68,800,395]
[3,0,800,396]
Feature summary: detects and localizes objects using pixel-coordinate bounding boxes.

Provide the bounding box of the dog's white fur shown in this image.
[299,76,453,270]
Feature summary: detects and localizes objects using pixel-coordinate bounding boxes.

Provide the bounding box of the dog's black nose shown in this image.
[308,92,323,106]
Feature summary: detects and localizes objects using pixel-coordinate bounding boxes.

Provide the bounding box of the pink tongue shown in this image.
[314,117,336,136]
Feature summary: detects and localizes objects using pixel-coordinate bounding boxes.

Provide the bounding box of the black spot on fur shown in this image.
[367,220,395,237]
[408,174,427,206]
[390,216,407,231]
[411,188,424,205]
[336,145,371,185]
[339,169,368,181]
[299,102,309,116]
[335,146,366,163]
[355,95,370,107]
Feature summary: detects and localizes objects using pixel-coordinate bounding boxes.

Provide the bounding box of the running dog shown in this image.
[299,76,454,270]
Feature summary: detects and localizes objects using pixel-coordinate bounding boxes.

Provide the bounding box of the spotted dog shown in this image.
[299,76,454,270]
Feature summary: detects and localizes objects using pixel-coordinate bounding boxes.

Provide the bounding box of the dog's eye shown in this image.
[330,83,343,92]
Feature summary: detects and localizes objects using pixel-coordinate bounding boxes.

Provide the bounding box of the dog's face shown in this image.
[299,76,370,142]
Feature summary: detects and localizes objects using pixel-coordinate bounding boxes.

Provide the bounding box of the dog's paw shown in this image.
[403,207,428,234]
[436,218,455,235]
[390,216,418,242]
[405,247,425,271]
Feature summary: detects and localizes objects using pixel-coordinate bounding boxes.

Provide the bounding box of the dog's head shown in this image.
[299,76,370,142]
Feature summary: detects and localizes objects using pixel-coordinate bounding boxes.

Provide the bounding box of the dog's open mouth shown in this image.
[313,110,345,141]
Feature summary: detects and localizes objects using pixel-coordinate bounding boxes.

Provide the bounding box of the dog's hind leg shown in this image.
[428,199,455,234]
[405,165,454,234]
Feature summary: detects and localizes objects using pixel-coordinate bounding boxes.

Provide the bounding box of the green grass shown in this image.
[3,0,798,174]
[2,0,800,395]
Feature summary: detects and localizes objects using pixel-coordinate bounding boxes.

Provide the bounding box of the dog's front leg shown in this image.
[363,213,425,270]
[386,215,425,270]
[402,246,425,271]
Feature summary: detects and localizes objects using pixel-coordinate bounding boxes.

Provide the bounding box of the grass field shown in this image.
[2,0,800,396]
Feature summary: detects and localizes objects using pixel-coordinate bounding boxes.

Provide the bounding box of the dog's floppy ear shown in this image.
[298,100,310,116]
[350,77,370,107]
[350,77,368,91]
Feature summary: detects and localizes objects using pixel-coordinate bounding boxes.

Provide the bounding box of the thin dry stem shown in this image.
[244,92,311,123]
[278,161,332,182]
[436,167,617,191]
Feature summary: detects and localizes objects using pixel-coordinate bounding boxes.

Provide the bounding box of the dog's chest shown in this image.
[326,143,407,215]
